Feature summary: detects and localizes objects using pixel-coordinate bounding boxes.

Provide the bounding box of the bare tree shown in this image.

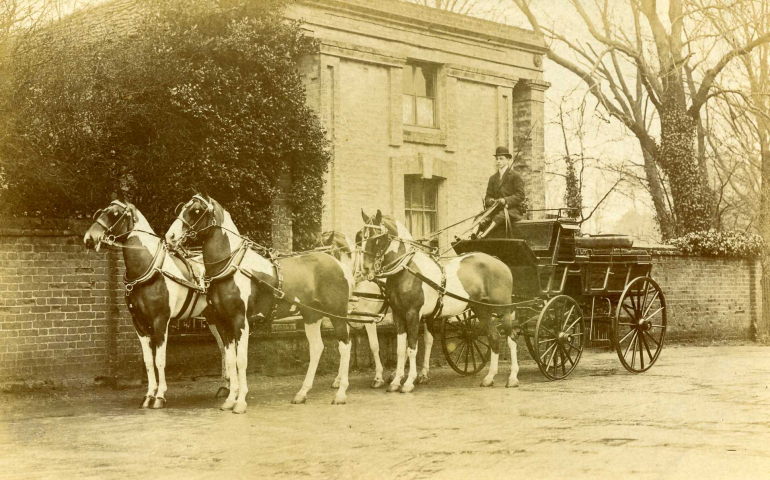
[510,0,770,239]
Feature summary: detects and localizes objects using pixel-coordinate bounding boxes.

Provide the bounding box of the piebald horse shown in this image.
[315,231,386,389]
[357,210,520,392]
[166,195,352,413]
[84,200,228,408]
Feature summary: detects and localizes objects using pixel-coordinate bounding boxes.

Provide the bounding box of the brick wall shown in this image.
[1,221,763,383]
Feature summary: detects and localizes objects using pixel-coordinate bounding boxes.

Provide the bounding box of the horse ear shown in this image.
[126,203,139,222]
[326,231,335,246]
[374,210,382,225]
[361,209,370,224]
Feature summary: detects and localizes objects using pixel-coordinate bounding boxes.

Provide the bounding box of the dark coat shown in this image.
[484,167,526,222]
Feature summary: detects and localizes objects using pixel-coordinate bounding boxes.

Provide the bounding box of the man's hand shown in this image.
[495,198,506,207]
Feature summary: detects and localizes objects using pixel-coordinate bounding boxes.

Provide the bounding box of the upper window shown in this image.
[402,63,437,128]
[404,175,439,247]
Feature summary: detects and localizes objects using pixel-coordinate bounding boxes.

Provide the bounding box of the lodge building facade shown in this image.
[278,0,549,249]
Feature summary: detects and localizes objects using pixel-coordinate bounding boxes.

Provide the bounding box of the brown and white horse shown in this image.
[165,195,352,413]
[357,210,520,392]
[84,200,227,408]
[315,231,386,389]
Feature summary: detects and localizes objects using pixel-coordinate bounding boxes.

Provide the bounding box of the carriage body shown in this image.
[448,212,667,379]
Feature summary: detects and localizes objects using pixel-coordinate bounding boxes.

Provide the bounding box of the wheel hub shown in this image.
[557,331,571,343]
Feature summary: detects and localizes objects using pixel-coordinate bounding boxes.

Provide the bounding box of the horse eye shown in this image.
[195,209,200,215]
[112,211,118,216]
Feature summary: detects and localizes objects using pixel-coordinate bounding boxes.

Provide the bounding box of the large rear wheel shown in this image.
[534,295,585,380]
[441,310,490,376]
[613,276,667,373]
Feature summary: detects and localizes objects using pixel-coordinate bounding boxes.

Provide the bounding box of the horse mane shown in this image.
[380,214,413,240]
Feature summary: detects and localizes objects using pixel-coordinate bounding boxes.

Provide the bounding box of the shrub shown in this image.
[0,0,329,250]
[667,229,764,258]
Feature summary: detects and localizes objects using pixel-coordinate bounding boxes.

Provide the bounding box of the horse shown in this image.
[165,194,352,413]
[356,210,519,393]
[314,231,386,389]
[83,200,229,408]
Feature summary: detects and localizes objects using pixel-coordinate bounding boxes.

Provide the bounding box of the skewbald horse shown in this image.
[357,210,520,392]
[166,195,352,413]
[84,200,228,408]
[314,231,386,389]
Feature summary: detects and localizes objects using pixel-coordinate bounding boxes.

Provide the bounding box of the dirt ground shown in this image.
[2,344,770,480]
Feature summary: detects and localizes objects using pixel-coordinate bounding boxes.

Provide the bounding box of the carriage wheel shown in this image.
[534,295,585,381]
[613,276,667,373]
[441,310,490,376]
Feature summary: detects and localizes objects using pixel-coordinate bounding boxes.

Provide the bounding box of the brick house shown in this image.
[282,0,549,249]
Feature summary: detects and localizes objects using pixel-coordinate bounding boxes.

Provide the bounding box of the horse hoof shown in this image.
[480,378,495,387]
[291,395,307,405]
[387,373,396,384]
[215,387,229,398]
[233,401,247,414]
[400,384,415,394]
[371,379,385,389]
[330,380,341,389]
[415,374,429,385]
[151,397,166,409]
[386,383,401,393]
[506,379,520,388]
[331,396,347,405]
[141,396,154,408]
[220,399,236,411]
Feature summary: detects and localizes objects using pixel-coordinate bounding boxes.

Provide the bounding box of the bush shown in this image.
[667,229,764,258]
[0,0,329,250]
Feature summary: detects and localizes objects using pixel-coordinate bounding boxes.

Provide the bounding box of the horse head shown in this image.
[355,209,414,279]
[166,194,221,247]
[84,200,140,252]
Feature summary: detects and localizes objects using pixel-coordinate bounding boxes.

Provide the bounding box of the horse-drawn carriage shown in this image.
[446,209,667,380]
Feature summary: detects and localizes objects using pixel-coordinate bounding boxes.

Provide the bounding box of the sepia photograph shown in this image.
[0,0,768,478]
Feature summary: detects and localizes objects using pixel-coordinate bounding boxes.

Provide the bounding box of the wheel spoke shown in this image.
[469,340,477,371]
[539,341,557,364]
[623,329,639,359]
[630,332,638,368]
[560,343,575,366]
[452,342,467,363]
[621,304,636,320]
[643,330,661,348]
[564,316,583,333]
[473,341,486,363]
[559,345,567,376]
[642,290,659,319]
[562,305,576,329]
[639,281,651,316]
[475,338,490,349]
[463,342,470,372]
[618,326,636,345]
[643,306,664,322]
[638,330,645,370]
[640,330,653,363]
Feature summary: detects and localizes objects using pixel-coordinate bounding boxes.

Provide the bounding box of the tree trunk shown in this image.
[657,103,714,236]
[641,149,675,240]
[760,139,770,338]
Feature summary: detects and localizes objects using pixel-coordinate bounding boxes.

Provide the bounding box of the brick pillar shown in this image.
[512,79,549,219]
[271,172,293,253]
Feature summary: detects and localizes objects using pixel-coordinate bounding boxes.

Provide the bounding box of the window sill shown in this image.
[403,127,446,146]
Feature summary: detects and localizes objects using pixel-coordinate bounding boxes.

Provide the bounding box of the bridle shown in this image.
[173,194,219,242]
[91,200,135,246]
[356,223,391,281]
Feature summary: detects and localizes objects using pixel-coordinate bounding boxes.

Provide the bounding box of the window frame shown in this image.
[404,175,439,247]
[402,62,438,129]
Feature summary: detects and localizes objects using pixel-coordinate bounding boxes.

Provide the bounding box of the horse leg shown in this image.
[232,316,250,414]
[401,310,421,394]
[137,333,157,408]
[207,321,230,398]
[480,313,502,387]
[505,314,520,388]
[292,320,323,404]
[220,325,240,411]
[364,322,385,388]
[387,312,407,393]
[331,319,352,405]
[151,317,171,409]
[415,321,434,385]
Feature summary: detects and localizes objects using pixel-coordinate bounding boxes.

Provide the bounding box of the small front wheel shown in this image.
[441,310,490,376]
[534,295,585,380]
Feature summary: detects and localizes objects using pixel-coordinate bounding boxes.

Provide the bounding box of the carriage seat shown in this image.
[574,234,633,249]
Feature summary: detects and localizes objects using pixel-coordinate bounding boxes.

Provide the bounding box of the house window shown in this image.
[402,63,437,128]
[404,175,439,246]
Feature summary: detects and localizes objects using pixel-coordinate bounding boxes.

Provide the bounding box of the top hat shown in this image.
[494,146,512,158]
